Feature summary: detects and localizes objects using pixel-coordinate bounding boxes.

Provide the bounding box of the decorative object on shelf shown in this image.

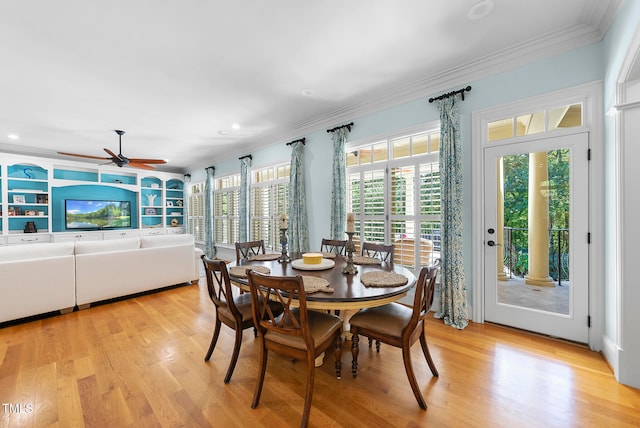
[150,183,159,188]
[146,194,157,206]
[114,179,123,184]
[342,231,358,275]
[8,207,15,216]
[25,210,37,216]
[166,201,173,206]
[171,218,179,227]
[38,211,45,216]
[13,195,25,204]
[24,221,37,233]
[146,208,157,215]
[170,211,181,216]
[23,168,34,179]
[36,194,48,204]
[57,129,168,170]
[278,226,290,263]
[176,199,183,206]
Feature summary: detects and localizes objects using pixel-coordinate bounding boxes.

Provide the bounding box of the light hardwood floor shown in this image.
[1,279,639,427]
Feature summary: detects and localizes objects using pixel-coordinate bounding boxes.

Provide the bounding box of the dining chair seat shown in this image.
[218,293,282,329]
[216,294,251,325]
[346,303,412,339]
[264,309,344,350]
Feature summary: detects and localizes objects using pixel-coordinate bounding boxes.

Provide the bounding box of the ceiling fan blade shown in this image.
[104,148,119,159]
[128,162,156,170]
[58,151,112,161]
[127,158,167,164]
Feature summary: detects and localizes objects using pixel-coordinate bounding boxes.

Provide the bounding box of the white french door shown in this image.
[483,133,589,343]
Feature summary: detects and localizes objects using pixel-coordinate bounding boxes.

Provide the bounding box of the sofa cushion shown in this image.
[140,234,194,248]
[0,241,75,261]
[75,238,140,254]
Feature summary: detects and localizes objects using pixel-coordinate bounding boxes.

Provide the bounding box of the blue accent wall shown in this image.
[51,185,138,232]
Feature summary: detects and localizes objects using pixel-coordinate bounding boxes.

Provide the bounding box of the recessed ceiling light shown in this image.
[7,134,19,140]
[467,0,494,20]
[301,88,314,96]
[231,123,240,130]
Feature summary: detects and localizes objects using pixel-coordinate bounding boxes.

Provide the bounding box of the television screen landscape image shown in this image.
[65,200,131,230]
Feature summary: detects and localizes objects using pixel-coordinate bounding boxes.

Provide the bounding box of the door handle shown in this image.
[487,240,495,246]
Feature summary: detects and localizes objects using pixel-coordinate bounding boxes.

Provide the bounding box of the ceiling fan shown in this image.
[58,130,167,170]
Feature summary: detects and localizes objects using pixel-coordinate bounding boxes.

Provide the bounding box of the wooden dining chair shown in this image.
[201,255,282,383]
[247,270,343,428]
[235,240,266,263]
[349,265,440,410]
[320,238,347,255]
[361,241,395,262]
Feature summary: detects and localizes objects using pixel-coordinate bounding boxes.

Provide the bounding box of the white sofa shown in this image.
[0,242,76,323]
[75,234,202,308]
[0,234,202,323]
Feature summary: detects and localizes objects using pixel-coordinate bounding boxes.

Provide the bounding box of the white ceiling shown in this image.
[0,0,620,173]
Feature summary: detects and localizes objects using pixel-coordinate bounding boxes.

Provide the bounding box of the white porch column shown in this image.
[525,151,554,287]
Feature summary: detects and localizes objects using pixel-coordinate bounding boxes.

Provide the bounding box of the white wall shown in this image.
[602,0,640,388]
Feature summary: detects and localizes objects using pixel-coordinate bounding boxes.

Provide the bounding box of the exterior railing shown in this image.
[503,227,569,286]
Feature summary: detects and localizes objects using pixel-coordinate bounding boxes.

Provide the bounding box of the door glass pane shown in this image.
[498,149,570,315]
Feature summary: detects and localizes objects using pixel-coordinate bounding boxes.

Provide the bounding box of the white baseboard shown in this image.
[601,333,620,381]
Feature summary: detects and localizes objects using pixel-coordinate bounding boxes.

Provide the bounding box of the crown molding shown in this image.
[280,22,609,139]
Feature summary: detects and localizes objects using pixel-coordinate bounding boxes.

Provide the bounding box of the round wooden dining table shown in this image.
[228,252,416,311]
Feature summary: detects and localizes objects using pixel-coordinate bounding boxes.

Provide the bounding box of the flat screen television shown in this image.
[65,199,132,230]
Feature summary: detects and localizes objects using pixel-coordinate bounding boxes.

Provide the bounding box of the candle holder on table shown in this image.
[278,227,290,263]
[342,231,358,275]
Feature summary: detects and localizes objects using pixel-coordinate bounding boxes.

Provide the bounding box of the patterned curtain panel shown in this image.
[183,173,191,235]
[288,141,310,253]
[330,128,349,240]
[239,157,251,242]
[204,166,216,258]
[434,97,468,329]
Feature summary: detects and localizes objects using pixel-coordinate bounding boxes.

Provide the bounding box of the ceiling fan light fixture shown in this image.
[57,129,167,170]
[467,0,494,20]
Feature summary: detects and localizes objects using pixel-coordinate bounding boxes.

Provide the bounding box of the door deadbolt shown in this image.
[487,228,495,234]
[487,240,496,246]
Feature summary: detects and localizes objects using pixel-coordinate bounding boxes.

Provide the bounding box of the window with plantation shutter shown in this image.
[346,129,441,271]
[188,182,206,243]
[214,174,240,245]
[250,163,289,251]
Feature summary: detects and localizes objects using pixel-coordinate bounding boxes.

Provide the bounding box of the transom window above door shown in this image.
[488,102,583,142]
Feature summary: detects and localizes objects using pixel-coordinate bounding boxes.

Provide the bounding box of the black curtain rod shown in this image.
[327,122,354,133]
[429,85,472,103]
[286,137,306,146]
[238,154,252,161]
